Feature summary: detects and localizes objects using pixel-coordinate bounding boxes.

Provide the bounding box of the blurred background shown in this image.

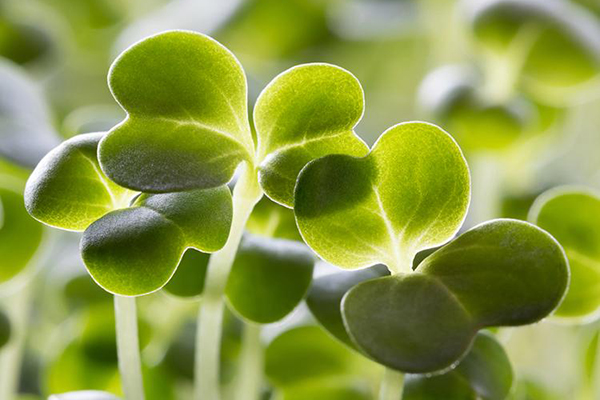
[0,0,599,399]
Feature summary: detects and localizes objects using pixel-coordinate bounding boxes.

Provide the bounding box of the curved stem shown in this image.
[234,323,263,400]
[0,279,34,400]
[194,165,262,400]
[379,368,404,400]
[114,295,145,400]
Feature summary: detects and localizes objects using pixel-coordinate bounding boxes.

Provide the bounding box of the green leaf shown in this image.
[295,122,470,273]
[404,332,513,400]
[279,382,371,400]
[64,274,113,309]
[254,63,368,207]
[419,65,535,153]
[81,187,232,296]
[0,307,10,349]
[246,197,302,241]
[25,132,134,232]
[264,325,365,388]
[342,219,568,373]
[0,184,44,283]
[99,30,254,193]
[163,249,210,298]
[225,235,314,323]
[48,391,121,400]
[469,0,600,89]
[529,187,600,320]
[0,59,60,168]
[306,265,389,349]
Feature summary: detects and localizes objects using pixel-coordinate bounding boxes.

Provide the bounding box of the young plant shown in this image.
[164,199,314,400]
[294,122,569,398]
[529,187,600,321]
[467,0,600,102]
[24,132,233,399]
[98,30,369,399]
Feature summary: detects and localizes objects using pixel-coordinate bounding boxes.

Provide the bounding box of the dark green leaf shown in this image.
[225,235,314,323]
[163,249,209,298]
[342,219,568,373]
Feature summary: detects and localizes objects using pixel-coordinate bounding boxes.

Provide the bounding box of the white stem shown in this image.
[194,165,262,400]
[379,368,404,400]
[234,323,263,400]
[467,154,503,227]
[114,295,145,400]
[0,280,34,400]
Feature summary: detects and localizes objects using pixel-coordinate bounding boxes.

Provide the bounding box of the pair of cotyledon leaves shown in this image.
[25,29,363,298]
[530,187,600,321]
[25,30,568,374]
[265,325,513,400]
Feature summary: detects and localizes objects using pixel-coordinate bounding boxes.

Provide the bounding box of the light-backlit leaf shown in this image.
[225,235,314,323]
[81,187,232,296]
[99,30,254,193]
[342,219,568,373]
[255,63,368,207]
[295,122,470,273]
[529,187,600,320]
[25,132,133,231]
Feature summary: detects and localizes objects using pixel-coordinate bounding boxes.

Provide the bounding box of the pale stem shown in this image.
[0,279,34,400]
[194,165,262,400]
[379,368,405,400]
[114,295,145,400]
[467,154,503,227]
[234,323,263,400]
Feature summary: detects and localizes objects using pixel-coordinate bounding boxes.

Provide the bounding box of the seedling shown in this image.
[294,121,569,397]
[97,30,370,400]
[529,186,600,321]
[25,132,233,399]
[467,0,600,102]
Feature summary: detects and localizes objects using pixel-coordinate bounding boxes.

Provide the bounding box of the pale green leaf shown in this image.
[0,59,60,168]
[255,63,368,207]
[295,122,470,273]
[529,186,600,320]
[0,184,44,283]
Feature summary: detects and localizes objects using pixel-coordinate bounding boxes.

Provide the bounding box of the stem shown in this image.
[194,164,262,400]
[0,279,34,400]
[114,295,145,400]
[467,154,503,227]
[379,368,404,400]
[234,323,263,400]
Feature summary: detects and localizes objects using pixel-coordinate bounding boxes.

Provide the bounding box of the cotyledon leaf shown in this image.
[341,219,568,373]
[225,234,314,323]
[468,0,600,88]
[99,30,254,193]
[163,249,210,298]
[529,186,600,320]
[100,30,371,203]
[306,265,389,349]
[0,59,60,168]
[246,196,303,241]
[254,63,369,207]
[294,121,470,273]
[81,186,232,296]
[25,132,134,232]
[0,184,44,283]
[404,331,513,400]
